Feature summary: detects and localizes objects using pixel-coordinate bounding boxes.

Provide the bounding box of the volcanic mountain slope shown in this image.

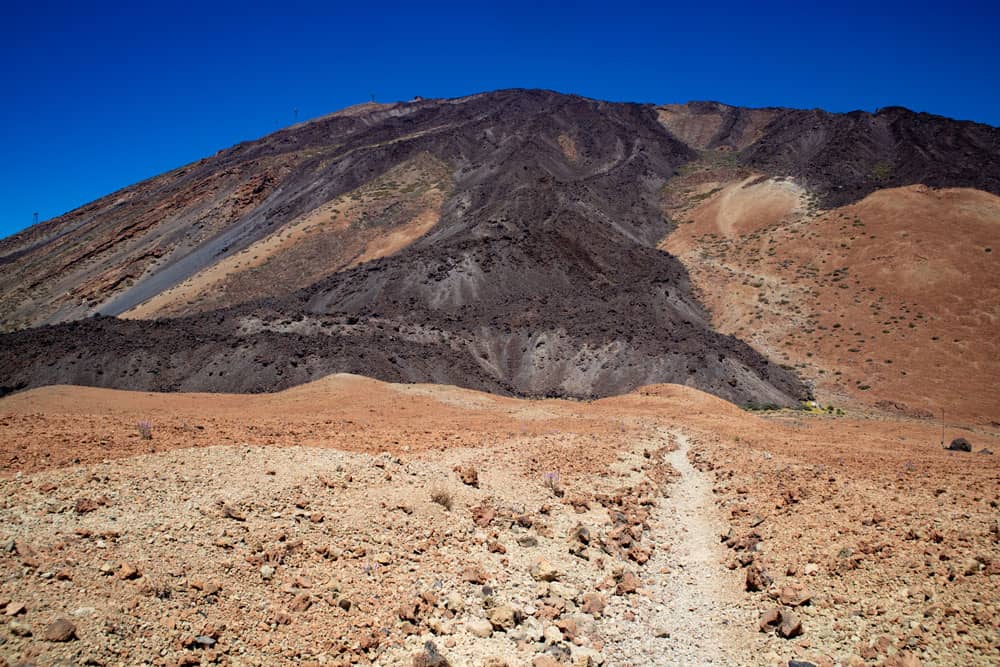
[657,100,1000,206]
[0,90,808,405]
[660,158,1000,425]
[1,89,998,407]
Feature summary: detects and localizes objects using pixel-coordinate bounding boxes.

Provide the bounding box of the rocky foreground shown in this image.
[0,376,997,666]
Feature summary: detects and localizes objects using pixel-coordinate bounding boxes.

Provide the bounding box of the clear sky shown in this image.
[2,0,998,238]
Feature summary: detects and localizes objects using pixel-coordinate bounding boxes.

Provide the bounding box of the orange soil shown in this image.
[663,182,1000,426]
[1,377,997,666]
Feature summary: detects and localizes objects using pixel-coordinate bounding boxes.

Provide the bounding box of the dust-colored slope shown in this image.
[656,102,779,151]
[662,168,1000,425]
[123,153,451,318]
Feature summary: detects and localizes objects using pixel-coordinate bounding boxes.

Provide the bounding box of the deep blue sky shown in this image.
[2,0,998,238]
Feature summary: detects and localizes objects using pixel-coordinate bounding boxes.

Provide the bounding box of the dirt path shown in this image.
[608,430,754,665]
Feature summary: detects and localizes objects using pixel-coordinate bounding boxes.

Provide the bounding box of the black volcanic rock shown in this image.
[13,88,998,406]
[666,101,1000,207]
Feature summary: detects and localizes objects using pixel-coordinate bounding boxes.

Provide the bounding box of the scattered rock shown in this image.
[517,534,539,548]
[580,592,606,616]
[529,558,561,582]
[466,618,493,638]
[260,565,275,581]
[778,612,803,639]
[289,592,311,612]
[5,602,26,616]
[543,624,563,644]
[398,600,421,623]
[759,607,782,632]
[615,571,641,595]
[444,593,464,613]
[516,616,544,642]
[471,504,496,528]
[42,617,77,642]
[9,620,31,637]
[461,565,489,584]
[572,646,606,666]
[884,653,922,667]
[412,640,450,667]
[119,563,141,580]
[778,584,813,607]
[488,604,520,630]
[745,562,772,591]
[222,504,246,521]
[75,497,105,514]
[455,465,479,487]
[946,437,972,452]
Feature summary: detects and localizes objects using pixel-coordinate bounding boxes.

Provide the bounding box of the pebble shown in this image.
[530,558,561,582]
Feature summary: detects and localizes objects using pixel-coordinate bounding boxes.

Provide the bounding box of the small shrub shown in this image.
[743,402,781,412]
[137,420,153,440]
[871,162,894,181]
[542,471,564,497]
[430,488,453,511]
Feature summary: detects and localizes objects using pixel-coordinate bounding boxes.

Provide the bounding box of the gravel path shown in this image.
[608,430,755,666]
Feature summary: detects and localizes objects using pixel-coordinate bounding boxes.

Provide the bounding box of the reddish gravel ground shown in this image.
[0,377,997,666]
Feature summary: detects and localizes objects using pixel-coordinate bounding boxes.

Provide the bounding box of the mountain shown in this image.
[1,89,997,414]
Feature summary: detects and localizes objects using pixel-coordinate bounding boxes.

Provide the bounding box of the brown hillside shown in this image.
[662,167,1000,425]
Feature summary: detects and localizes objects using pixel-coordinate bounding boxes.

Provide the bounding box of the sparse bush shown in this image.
[542,471,564,497]
[137,420,153,440]
[430,488,453,511]
[743,402,781,412]
[871,162,894,181]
